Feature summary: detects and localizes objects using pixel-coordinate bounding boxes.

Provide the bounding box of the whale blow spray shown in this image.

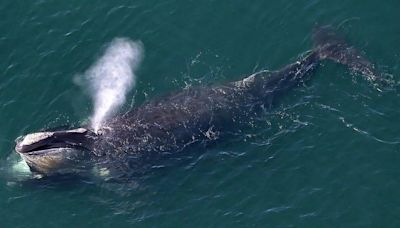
[83,38,143,132]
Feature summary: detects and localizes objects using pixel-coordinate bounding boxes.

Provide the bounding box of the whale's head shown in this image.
[15,128,98,176]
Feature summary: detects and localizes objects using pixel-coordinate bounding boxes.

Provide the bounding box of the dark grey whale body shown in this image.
[15,26,382,177]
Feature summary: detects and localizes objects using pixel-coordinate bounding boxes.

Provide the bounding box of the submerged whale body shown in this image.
[15,26,382,178]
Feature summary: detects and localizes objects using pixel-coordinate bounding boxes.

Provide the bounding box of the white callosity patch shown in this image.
[66,128,87,133]
[83,38,144,132]
[20,132,54,146]
[18,128,86,147]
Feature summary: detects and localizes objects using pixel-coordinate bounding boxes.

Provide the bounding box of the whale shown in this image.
[14,26,383,178]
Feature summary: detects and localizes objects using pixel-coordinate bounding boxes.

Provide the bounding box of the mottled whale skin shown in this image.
[15,26,382,177]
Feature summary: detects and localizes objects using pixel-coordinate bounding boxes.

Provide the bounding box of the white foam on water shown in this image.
[12,159,31,174]
[3,156,33,182]
[81,38,143,132]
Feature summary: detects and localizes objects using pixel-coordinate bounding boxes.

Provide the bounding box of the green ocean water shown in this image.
[1,0,400,227]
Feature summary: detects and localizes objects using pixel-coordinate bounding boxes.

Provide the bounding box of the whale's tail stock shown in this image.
[312,25,388,86]
[259,25,388,99]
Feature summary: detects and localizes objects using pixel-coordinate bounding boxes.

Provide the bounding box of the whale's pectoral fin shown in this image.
[312,25,386,85]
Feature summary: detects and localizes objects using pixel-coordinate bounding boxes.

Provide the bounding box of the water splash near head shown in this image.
[83,38,143,132]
